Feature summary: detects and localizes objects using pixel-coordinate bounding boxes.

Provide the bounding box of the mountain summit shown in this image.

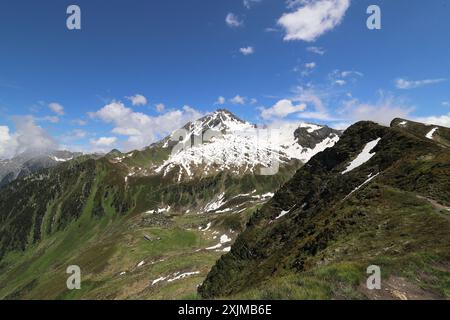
[116,109,342,182]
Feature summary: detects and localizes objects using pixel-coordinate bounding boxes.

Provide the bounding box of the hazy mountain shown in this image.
[0,150,84,188]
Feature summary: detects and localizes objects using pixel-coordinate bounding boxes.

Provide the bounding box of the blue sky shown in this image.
[1,0,449,157]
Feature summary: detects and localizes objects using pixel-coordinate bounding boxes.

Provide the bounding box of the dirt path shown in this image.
[359,276,443,300]
[417,195,450,221]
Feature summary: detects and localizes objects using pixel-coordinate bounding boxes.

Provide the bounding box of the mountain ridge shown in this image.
[198,118,450,299]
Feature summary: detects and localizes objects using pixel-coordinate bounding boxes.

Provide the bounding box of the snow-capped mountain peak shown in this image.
[151,110,342,181]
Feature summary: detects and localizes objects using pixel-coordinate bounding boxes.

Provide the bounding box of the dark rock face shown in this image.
[294,125,342,149]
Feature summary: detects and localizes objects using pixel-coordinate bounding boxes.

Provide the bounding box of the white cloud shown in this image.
[442,101,450,107]
[230,95,246,105]
[71,129,87,139]
[338,95,414,126]
[60,129,88,144]
[72,119,87,126]
[265,27,279,32]
[226,13,243,28]
[127,94,148,106]
[395,78,446,90]
[328,69,363,86]
[278,0,350,42]
[90,136,117,147]
[48,102,65,115]
[305,62,316,69]
[0,126,13,158]
[244,0,262,9]
[90,101,203,150]
[290,86,340,121]
[0,116,58,159]
[297,111,334,121]
[215,96,226,105]
[307,46,325,55]
[240,46,254,56]
[260,99,306,119]
[44,116,60,123]
[156,103,165,112]
[416,114,450,128]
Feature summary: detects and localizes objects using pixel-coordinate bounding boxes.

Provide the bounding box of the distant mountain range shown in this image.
[0,150,85,187]
[1,111,449,300]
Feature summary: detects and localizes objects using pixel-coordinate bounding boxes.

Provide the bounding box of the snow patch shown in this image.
[220,234,231,244]
[204,193,226,212]
[145,206,171,214]
[137,260,145,267]
[151,276,168,285]
[167,271,200,282]
[206,243,222,250]
[426,127,438,140]
[199,222,212,232]
[342,138,381,174]
[50,156,73,162]
[275,210,289,220]
[344,173,380,200]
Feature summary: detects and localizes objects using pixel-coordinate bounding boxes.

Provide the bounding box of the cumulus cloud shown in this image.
[305,62,316,69]
[126,94,148,106]
[260,99,306,119]
[215,96,226,105]
[289,86,341,121]
[278,0,350,42]
[0,126,13,158]
[416,114,450,128]
[240,46,254,56]
[90,137,117,147]
[48,102,65,115]
[155,103,165,112]
[89,101,203,150]
[395,78,446,90]
[226,13,243,28]
[338,95,414,126]
[230,95,246,105]
[44,116,60,123]
[0,116,58,159]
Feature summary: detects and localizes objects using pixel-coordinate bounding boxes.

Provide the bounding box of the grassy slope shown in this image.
[0,150,298,299]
